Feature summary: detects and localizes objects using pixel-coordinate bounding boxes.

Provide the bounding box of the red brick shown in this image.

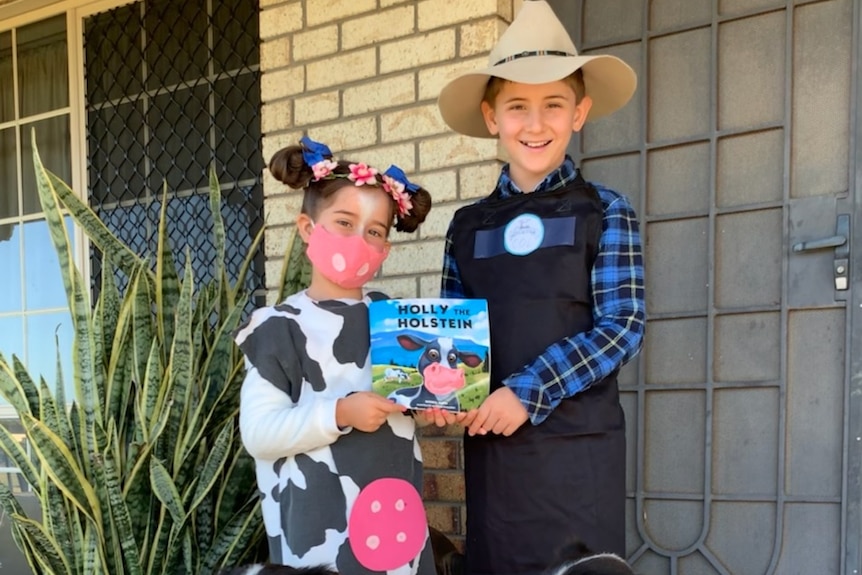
[424,503,459,533]
[420,438,459,470]
[423,471,465,502]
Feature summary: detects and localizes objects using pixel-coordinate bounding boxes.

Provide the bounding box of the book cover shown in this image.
[369,298,491,412]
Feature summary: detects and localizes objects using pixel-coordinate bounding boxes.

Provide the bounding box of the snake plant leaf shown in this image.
[44,481,77,575]
[205,500,264,573]
[278,226,313,302]
[230,221,266,306]
[95,449,144,575]
[129,261,155,389]
[209,166,227,299]
[33,137,103,430]
[188,421,233,512]
[0,425,38,488]
[155,183,180,354]
[93,261,122,375]
[167,257,195,472]
[46,170,141,279]
[0,354,36,417]
[14,514,71,575]
[149,457,185,525]
[20,413,100,525]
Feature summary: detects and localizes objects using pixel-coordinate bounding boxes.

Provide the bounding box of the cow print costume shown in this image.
[235,290,434,575]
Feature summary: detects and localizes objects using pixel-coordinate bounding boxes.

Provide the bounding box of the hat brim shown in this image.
[437,54,637,138]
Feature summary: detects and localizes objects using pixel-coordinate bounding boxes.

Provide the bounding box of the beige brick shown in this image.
[264,224,293,258]
[265,258,284,292]
[381,104,448,143]
[381,0,412,6]
[342,5,415,50]
[459,161,501,199]
[262,99,293,133]
[307,0,376,26]
[382,239,445,275]
[418,0,503,30]
[262,130,305,173]
[260,0,286,6]
[380,30,456,74]
[419,134,498,170]
[294,91,340,124]
[418,56,486,101]
[261,67,305,101]
[293,25,339,61]
[265,193,304,226]
[421,200,469,239]
[418,274,443,298]
[414,168,457,202]
[351,142,416,173]
[259,2,303,40]
[343,73,416,116]
[366,276,417,298]
[460,17,506,57]
[260,36,291,69]
[310,117,377,154]
[307,48,376,90]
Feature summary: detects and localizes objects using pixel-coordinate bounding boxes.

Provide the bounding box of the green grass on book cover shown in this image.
[369,298,490,412]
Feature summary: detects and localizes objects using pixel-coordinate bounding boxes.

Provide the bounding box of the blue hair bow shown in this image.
[383,165,420,194]
[300,136,333,167]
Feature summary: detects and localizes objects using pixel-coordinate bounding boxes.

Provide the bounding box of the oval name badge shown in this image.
[503,213,544,256]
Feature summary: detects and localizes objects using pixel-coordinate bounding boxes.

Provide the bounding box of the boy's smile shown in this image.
[480,79,592,192]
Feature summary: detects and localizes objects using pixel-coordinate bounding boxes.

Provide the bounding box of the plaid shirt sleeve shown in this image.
[505,190,646,425]
[441,219,467,298]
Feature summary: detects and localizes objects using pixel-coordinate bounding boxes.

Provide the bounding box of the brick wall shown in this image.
[259,0,524,550]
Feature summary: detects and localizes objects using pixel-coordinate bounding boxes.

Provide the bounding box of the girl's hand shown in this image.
[336,392,406,432]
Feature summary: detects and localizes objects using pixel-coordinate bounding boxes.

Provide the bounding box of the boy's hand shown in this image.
[416,407,464,427]
[336,392,406,433]
[466,387,528,437]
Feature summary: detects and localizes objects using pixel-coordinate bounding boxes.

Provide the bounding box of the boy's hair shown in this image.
[482,69,586,107]
[268,144,432,233]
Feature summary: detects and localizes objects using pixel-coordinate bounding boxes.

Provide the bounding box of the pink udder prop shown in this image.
[422,363,466,395]
[349,478,427,571]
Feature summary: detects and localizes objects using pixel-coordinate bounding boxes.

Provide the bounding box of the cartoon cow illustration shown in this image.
[388,334,483,411]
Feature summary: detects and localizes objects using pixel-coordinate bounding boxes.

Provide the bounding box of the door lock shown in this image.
[791,214,850,291]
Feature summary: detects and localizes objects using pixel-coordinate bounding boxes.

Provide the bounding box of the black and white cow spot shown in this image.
[330,420,419,491]
[278,454,347,557]
[313,300,372,368]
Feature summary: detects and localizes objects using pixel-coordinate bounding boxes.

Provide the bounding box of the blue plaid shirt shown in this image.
[440,157,645,425]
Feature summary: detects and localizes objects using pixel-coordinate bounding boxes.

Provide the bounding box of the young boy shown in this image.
[434,2,645,574]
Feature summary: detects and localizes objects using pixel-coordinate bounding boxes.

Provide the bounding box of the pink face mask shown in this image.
[306,224,388,289]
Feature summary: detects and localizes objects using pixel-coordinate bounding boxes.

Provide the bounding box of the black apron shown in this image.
[449,173,626,575]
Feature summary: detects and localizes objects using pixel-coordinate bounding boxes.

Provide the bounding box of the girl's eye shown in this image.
[336,219,352,228]
[369,229,383,238]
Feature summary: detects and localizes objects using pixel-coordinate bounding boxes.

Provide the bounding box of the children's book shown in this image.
[369,298,491,412]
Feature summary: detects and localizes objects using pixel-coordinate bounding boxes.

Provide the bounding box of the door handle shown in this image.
[791,214,850,291]
[792,235,846,252]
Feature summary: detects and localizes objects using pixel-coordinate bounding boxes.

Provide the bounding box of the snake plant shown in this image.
[0,137,310,574]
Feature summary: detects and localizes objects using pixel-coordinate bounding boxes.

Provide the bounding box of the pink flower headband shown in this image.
[300,136,417,217]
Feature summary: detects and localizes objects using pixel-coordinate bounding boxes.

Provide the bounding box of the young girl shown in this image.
[234,137,434,575]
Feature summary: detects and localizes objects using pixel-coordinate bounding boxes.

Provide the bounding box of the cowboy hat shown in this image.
[437,0,637,138]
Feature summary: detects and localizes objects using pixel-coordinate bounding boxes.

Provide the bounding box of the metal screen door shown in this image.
[558,0,862,573]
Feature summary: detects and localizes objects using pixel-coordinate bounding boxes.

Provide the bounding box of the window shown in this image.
[0,14,75,422]
[84,0,265,302]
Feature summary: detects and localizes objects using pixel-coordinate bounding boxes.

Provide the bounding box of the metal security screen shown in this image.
[83,0,264,305]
